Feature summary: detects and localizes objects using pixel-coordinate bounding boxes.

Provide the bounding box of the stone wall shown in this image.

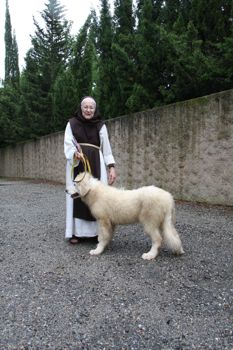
[0,89,233,206]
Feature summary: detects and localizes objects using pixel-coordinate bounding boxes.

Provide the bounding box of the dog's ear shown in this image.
[75,173,92,197]
[74,172,85,183]
[84,172,92,181]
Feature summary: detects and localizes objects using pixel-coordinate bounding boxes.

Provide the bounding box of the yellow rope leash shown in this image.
[71,151,92,180]
[71,138,97,182]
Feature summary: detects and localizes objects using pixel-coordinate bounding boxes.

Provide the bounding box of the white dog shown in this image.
[70,172,184,260]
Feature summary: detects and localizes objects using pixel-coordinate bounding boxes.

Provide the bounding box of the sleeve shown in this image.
[100,124,115,166]
[64,122,77,162]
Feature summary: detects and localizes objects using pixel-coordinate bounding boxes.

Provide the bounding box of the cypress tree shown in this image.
[4,0,12,84]
[53,12,99,131]
[214,6,233,91]
[160,0,182,30]
[11,31,20,88]
[0,88,17,146]
[190,0,233,45]
[20,0,71,136]
[71,12,97,102]
[97,0,118,118]
[132,0,165,109]
[112,0,136,115]
[4,0,19,87]
[1,0,20,146]
[161,21,209,102]
[52,68,78,130]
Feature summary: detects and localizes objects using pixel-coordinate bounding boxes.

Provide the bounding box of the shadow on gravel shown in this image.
[0,179,232,350]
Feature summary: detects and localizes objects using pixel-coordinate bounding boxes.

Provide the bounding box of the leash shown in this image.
[71,152,92,181]
[70,138,92,181]
[69,153,91,199]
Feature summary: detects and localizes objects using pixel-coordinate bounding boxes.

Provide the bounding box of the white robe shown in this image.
[64,122,115,238]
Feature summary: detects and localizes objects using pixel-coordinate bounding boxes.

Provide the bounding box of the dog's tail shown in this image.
[162,201,184,255]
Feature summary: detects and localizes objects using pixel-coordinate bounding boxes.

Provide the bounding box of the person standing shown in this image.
[64,96,116,244]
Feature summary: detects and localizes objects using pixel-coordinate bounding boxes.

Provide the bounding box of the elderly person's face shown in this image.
[81,97,96,119]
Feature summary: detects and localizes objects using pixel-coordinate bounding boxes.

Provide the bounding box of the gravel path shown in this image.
[0,179,232,350]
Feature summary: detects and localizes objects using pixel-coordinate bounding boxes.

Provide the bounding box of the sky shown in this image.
[0,0,104,80]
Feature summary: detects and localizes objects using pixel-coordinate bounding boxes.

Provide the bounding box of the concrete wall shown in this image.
[0,132,65,184]
[0,89,233,206]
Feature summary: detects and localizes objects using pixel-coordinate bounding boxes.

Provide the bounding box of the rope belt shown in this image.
[79,143,101,150]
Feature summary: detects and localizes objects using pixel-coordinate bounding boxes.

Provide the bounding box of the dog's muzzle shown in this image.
[65,186,80,199]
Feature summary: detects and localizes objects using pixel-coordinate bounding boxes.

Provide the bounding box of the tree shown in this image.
[71,12,97,102]
[131,0,166,109]
[214,24,233,91]
[170,0,233,99]
[4,0,12,84]
[0,86,21,147]
[20,0,71,136]
[1,0,20,147]
[159,21,208,103]
[4,0,19,88]
[52,68,78,131]
[190,0,233,45]
[11,31,20,88]
[112,0,136,115]
[96,0,119,117]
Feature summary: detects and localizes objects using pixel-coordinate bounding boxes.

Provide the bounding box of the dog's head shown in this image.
[73,172,92,197]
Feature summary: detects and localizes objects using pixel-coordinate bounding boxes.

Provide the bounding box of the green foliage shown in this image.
[214,26,233,90]
[190,0,232,44]
[4,0,12,83]
[0,86,21,147]
[70,13,97,103]
[126,83,151,112]
[11,32,20,87]
[133,0,165,108]
[4,0,20,88]
[20,0,71,136]
[111,0,136,116]
[96,0,119,118]
[53,69,79,131]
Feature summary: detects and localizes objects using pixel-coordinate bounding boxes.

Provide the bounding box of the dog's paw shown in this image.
[89,248,101,256]
[175,247,185,255]
[142,252,156,260]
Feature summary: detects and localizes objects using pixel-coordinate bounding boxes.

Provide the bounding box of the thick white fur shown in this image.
[73,172,184,260]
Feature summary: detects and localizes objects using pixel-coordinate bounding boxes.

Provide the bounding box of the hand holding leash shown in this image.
[71,137,92,179]
[74,151,82,160]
